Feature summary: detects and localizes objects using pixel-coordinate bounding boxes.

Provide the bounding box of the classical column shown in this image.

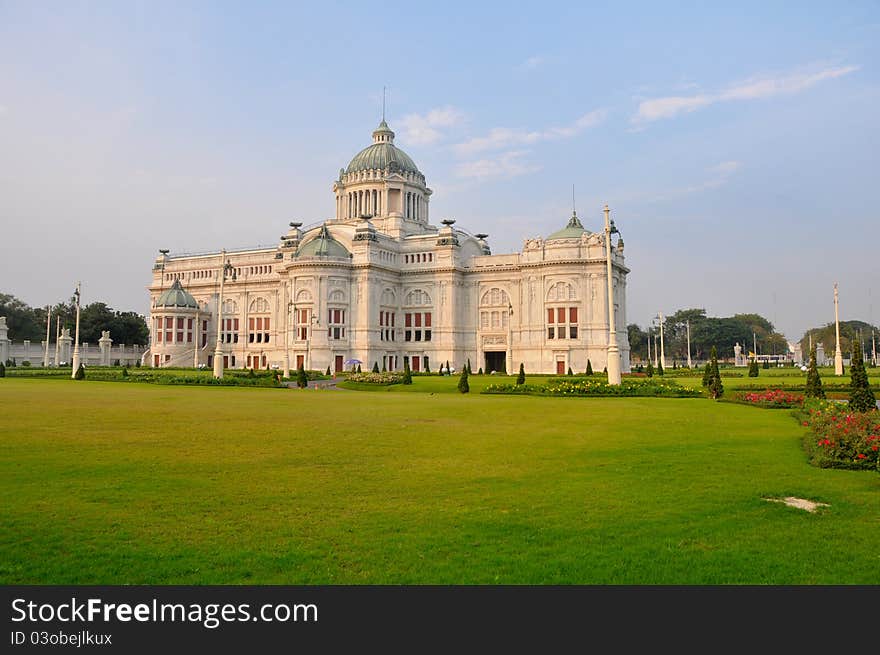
[99,331,112,366]
[659,311,666,370]
[213,250,227,379]
[54,316,61,367]
[70,282,82,378]
[686,319,692,369]
[833,283,843,376]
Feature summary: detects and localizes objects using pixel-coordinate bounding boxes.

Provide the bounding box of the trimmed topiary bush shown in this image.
[477,367,483,375]
[586,359,593,376]
[805,346,825,399]
[372,362,380,373]
[646,362,654,378]
[707,346,723,399]
[326,366,331,376]
[516,363,525,385]
[848,341,876,412]
[297,364,309,389]
[73,363,85,380]
[403,360,412,385]
[458,367,469,393]
[0,362,5,378]
[567,366,573,376]
[701,363,711,387]
[748,360,759,377]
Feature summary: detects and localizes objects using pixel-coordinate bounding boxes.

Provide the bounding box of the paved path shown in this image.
[284,377,343,390]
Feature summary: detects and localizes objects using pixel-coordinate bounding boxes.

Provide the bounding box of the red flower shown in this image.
[857,454,866,459]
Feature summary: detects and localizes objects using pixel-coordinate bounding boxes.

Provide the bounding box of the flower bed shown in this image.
[345,372,405,385]
[482,378,701,398]
[727,389,804,409]
[797,399,880,471]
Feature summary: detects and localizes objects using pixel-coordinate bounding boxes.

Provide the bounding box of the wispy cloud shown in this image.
[634,65,859,123]
[518,55,545,72]
[454,109,607,156]
[454,150,541,179]
[398,106,465,146]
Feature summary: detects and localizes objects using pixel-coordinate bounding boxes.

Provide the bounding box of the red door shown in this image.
[335,356,343,373]
[412,357,420,372]
[296,355,304,369]
[556,361,565,375]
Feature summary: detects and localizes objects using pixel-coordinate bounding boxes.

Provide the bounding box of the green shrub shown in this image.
[848,341,876,412]
[73,363,85,380]
[805,347,825,399]
[586,359,593,376]
[762,360,770,370]
[701,363,711,387]
[458,367,469,394]
[477,367,483,375]
[356,364,362,373]
[646,362,654,378]
[516,363,525,385]
[425,361,431,374]
[748,360,759,377]
[707,347,723,399]
[296,364,309,389]
[326,366,331,376]
[21,360,31,367]
[567,366,573,376]
[121,368,129,378]
[372,362,379,373]
[403,360,412,385]
[0,362,5,378]
[656,361,663,376]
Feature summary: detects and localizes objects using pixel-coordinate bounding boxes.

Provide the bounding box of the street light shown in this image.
[213,249,236,379]
[284,295,293,379]
[652,312,666,371]
[70,282,82,378]
[604,204,621,385]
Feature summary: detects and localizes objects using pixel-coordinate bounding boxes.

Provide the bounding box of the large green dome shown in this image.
[155,279,198,309]
[345,121,420,175]
[547,211,588,240]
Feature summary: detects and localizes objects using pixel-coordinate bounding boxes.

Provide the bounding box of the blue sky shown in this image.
[1,1,878,340]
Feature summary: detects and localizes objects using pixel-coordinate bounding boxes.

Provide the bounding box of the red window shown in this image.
[547,309,554,323]
[557,308,565,323]
[405,313,412,327]
[187,318,193,330]
[300,309,308,324]
[391,313,395,327]
[569,307,578,323]
[264,317,269,330]
[165,317,173,329]
[233,318,239,331]
[415,313,421,327]
[334,309,341,323]
[249,317,255,331]
[424,312,431,327]
[165,331,172,342]
[176,331,183,342]
[256,317,262,330]
[379,312,384,326]
[177,317,184,329]
[187,332,192,343]
[156,331,162,343]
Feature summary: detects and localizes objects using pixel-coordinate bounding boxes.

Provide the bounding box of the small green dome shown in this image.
[547,211,588,240]
[155,279,198,309]
[296,225,351,259]
[346,121,420,175]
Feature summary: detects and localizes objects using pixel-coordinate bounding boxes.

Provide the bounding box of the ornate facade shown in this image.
[147,119,630,375]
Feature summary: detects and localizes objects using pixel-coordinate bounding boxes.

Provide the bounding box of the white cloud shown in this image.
[398,106,465,146]
[454,109,607,156]
[634,65,859,123]
[454,150,541,179]
[518,55,545,72]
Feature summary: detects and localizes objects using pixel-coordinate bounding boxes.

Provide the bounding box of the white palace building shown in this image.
[147,119,631,375]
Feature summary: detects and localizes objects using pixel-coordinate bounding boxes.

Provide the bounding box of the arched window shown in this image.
[404,289,432,306]
[546,281,577,302]
[480,287,509,307]
[222,299,238,314]
[295,289,313,303]
[329,289,345,304]
[248,297,271,345]
[249,297,270,313]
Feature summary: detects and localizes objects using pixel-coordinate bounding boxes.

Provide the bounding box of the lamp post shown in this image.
[306,311,319,371]
[43,305,52,368]
[686,319,693,369]
[833,283,843,376]
[70,282,82,378]
[213,249,236,379]
[658,311,666,371]
[284,293,293,379]
[603,204,621,385]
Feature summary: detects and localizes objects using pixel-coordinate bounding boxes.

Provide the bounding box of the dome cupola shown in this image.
[154,279,198,309]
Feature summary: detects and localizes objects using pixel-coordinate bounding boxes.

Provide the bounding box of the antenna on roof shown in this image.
[382,86,386,122]
[572,184,576,214]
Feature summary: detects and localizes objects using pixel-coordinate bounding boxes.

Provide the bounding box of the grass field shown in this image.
[1,377,878,584]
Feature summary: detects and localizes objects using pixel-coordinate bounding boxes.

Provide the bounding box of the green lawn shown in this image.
[1,377,877,584]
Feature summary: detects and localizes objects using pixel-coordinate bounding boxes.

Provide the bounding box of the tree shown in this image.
[748,360,759,377]
[121,367,129,378]
[848,340,876,412]
[627,323,648,362]
[382,361,387,372]
[0,362,5,378]
[516,363,525,385]
[297,364,308,389]
[356,363,362,373]
[326,366,331,376]
[646,361,654,377]
[701,363,712,387]
[467,358,472,375]
[73,363,85,380]
[586,359,593,376]
[657,360,664,376]
[805,346,825,399]
[425,360,431,374]
[403,359,412,385]
[477,367,483,375]
[707,346,723,399]
[567,366,573,376]
[457,367,469,393]
[762,360,769,370]
[446,360,450,376]
[372,362,380,373]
